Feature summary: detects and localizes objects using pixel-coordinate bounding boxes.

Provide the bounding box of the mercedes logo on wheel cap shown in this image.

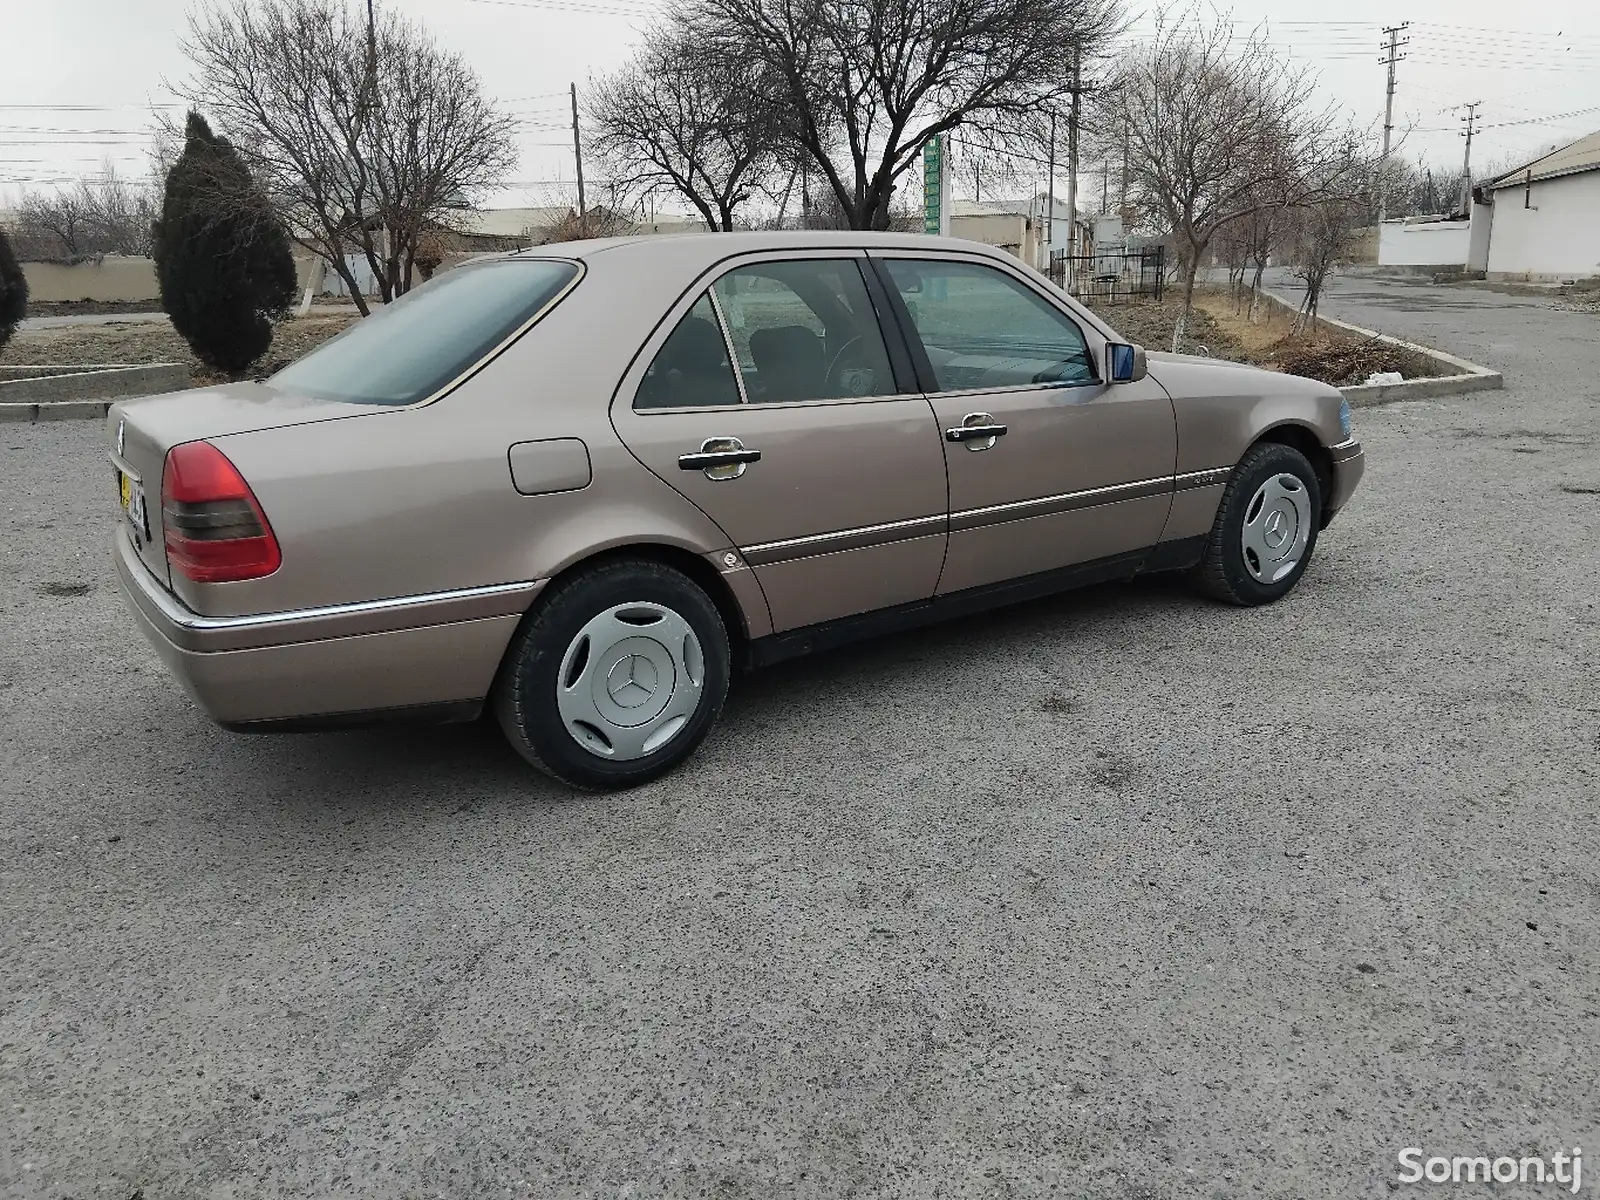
[1264,508,1290,549]
[606,654,659,709]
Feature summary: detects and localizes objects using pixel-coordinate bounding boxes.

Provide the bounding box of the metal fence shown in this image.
[1048,245,1166,303]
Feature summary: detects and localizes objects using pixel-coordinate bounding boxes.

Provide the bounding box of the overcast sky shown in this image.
[3,0,1599,212]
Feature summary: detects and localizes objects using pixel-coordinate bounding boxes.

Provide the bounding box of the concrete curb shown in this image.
[1261,290,1503,406]
[0,399,121,423]
[0,363,189,420]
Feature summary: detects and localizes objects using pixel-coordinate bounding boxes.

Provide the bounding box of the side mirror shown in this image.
[1106,342,1148,384]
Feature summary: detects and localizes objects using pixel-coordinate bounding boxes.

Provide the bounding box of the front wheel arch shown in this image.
[1253,422,1333,521]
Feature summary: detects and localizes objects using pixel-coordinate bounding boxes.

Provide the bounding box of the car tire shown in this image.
[493,559,731,789]
[1191,441,1323,606]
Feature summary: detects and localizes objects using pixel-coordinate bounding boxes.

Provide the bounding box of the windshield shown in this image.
[269,258,580,406]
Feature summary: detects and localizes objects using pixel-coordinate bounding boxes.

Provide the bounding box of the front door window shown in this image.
[882,258,1096,390]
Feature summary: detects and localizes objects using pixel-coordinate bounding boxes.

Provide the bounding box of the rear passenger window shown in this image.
[712,259,897,403]
[883,258,1096,391]
[634,294,742,410]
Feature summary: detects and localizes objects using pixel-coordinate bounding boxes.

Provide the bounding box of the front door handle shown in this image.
[678,436,760,480]
[946,412,1007,451]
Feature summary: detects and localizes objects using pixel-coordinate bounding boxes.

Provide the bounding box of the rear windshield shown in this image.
[269,258,579,406]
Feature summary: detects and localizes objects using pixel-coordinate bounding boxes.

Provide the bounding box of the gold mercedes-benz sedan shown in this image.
[109,231,1364,788]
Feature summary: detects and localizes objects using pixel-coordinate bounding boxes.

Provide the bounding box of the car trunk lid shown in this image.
[107,381,382,590]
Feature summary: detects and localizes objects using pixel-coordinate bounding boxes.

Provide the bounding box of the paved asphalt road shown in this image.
[3,273,1597,1199]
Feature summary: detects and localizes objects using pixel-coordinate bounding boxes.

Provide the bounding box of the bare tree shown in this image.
[677,0,1122,231]
[588,29,778,232]
[1212,220,1251,310]
[1288,190,1368,331]
[15,162,157,260]
[15,188,93,260]
[1379,157,1466,219]
[179,0,516,314]
[1096,7,1372,350]
[530,204,636,244]
[1218,204,1284,322]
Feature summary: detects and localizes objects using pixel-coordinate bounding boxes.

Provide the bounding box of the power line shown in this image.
[1482,104,1600,131]
[1411,20,1600,40]
[0,104,181,111]
[464,0,654,16]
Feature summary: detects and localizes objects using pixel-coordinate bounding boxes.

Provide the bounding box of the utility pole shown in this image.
[357,0,378,121]
[1120,125,1129,229]
[1458,101,1481,215]
[1065,48,1082,288]
[774,162,799,228]
[570,82,587,237]
[1377,22,1410,224]
[1045,108,1057,272]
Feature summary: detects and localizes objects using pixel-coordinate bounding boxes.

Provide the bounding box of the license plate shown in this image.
[119,470,150,542]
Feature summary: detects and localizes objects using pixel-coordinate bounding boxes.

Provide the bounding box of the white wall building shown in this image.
[1377,215,1471,269]
[1481,130,1600,281]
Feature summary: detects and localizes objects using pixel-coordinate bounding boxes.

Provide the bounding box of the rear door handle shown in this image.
[945,424,1008,442]
[678,436,760,479]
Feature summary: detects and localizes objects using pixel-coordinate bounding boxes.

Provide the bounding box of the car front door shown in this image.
[871,253,1177,596]
[611,253,947,634]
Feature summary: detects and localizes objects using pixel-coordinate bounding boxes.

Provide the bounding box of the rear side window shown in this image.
[713,259,896,403]
[269,259,579,406]
[882,258,1095,391]
[634,294,742,410]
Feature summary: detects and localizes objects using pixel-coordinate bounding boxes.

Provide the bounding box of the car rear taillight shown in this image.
[161,441,282,583]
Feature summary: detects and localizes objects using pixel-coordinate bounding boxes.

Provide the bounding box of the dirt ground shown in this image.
[20,300,161,317]
[0,315,357,385]
[1084,298,1243,362]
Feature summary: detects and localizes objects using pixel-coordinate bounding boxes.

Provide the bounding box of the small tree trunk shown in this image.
[358,228,393,305]
[1172,255,1200,353]
[1248,259,1267,322]
[1293,270,1323,336]
[329,256,370,318]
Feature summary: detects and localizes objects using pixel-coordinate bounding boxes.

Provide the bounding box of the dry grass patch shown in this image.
[0,314,358,386]
[1191,288,1449,386]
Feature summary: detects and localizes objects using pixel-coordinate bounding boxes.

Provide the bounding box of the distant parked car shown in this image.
[110,231,1364,788]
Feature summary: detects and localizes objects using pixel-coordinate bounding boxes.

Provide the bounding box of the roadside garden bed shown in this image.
[1084,286,1456,388]
[0,314,358,388]
[22,300,164,317]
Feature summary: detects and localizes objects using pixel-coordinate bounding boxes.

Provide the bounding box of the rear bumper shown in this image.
[1323,438,1365,526]
[114,530,536,726]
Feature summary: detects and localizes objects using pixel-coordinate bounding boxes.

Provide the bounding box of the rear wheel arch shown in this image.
[526,542,753,661]
[492,555,733,788]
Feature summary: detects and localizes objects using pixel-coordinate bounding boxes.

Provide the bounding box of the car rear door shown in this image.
[869,252,1177,596]
[610,252,947,634]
